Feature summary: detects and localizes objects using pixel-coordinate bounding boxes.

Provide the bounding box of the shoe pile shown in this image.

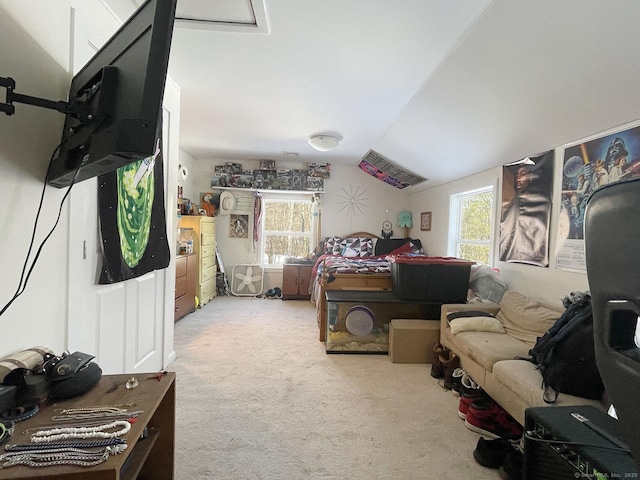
[430,342,460,390]
[430,342,449,378]
[452,368,481,398]
[437,346,525,478]
[464,397,523,440]
[472,437,523,479]
[457,387,487,420]
[265,287,282,299]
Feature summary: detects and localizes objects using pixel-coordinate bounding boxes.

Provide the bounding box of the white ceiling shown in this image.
[114,0,640,191]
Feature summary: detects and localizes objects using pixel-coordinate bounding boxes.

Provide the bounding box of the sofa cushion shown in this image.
[491,359,605,409]
[492,359,546,407]
[449,316,506,334]
[450,331,531,371]
[495,290,561,345]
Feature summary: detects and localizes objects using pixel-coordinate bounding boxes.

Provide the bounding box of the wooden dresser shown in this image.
[174,253,197,321]
[282,262,313,300]
[179,216,217,306]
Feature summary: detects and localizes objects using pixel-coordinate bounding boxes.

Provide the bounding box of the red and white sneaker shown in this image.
[457,391,487,420]
[464,399,523,440]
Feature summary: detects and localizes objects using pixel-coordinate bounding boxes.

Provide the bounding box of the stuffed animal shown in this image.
[397,211,412,228]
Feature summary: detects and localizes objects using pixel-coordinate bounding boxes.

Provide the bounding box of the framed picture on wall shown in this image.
[420,211,432,231]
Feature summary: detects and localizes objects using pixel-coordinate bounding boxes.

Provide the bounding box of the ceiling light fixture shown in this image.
[309,135,340,152]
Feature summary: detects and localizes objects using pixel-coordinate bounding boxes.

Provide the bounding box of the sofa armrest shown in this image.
[440,303,502,341]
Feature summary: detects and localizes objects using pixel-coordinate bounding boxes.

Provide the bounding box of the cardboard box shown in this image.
[389,319,440,364]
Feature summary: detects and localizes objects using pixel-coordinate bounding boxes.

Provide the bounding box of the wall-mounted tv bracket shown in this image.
[0,76,70,115]
[0,73,111,128]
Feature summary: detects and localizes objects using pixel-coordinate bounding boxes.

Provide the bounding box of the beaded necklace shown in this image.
[6,437,126,451]
[51,410,143,422]
[0,444,127,468]
[24,416,139,434]
[30,420,131,443]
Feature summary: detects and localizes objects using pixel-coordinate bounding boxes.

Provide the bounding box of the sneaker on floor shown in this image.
[499,448,523,479]
[465,400,523,440]
[450,368,466,397]
[457,390,487,420]
[458,373,481,397]
[473,437,516,469]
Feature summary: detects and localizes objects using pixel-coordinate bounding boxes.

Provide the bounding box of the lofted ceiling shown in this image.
[110,0,640,192]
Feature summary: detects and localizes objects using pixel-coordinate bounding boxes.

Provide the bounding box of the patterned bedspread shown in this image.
[314,254,391,276]
[308,254,392,307]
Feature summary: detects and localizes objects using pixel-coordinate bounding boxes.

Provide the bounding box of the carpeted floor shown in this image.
[171,296,501,480]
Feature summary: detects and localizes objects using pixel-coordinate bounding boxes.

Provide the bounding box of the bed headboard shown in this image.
[345,231,381,239]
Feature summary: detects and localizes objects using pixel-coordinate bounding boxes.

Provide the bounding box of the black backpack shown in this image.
[525,292,605,403]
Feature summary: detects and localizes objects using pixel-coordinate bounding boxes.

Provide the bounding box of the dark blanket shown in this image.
[374,238,422,256]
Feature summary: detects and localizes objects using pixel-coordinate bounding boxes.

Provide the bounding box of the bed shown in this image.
[309,232,423,342]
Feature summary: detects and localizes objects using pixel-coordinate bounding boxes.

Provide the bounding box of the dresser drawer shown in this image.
[175,274,187,298]
[202,255,216,270]
[175,256,187,277]
[201,244,216,258]
[201,233,216,246]
[199,279,217,304]
[174,294,195,321]
[201,221,215,235]
[202,265,217,283]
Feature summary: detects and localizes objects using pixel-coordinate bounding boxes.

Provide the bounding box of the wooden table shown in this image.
[0,372,175,479]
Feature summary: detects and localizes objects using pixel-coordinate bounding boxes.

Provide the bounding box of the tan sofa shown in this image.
[440,290,605,425]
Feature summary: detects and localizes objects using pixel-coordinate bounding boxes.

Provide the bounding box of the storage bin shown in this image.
[387,255,474,302]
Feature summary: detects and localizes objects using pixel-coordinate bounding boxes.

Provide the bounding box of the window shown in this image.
[449,186,494,265]
[261,198,314,267]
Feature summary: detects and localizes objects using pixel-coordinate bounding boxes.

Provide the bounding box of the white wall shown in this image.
[0,4,71,356]
[0,2,180,371]
[182,153,599,301]
[409,148,591,307]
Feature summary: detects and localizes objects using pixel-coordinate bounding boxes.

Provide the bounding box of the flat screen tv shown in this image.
[47,0,176,188]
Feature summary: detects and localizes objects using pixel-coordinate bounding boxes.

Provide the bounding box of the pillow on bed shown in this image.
[449,316,506,334]
[322,236,344,255]
[340,237,373,257]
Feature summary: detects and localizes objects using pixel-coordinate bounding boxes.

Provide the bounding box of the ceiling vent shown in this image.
[358,150,427,189]
[174,0,269,33]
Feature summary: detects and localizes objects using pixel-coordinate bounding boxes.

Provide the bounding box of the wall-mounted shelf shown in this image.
[212,186,324,195]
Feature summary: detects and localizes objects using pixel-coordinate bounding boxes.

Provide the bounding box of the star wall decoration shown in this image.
[337,184,369,218]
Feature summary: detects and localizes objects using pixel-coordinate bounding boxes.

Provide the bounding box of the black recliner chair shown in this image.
[584,177,640,468]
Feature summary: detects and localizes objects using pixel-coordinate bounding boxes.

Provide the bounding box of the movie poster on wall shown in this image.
[499,151,554,267]
[556,124,640,271]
